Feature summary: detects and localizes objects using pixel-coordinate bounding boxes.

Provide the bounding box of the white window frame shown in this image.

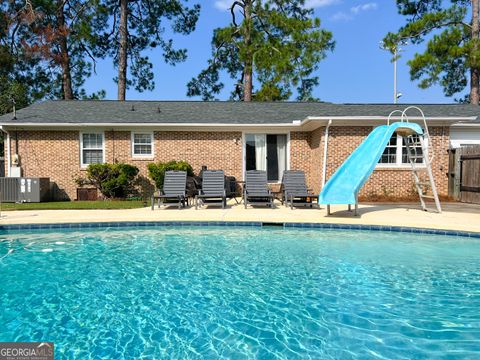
[131,131,154,158]
[376,133,427,169]
[242,131,290,183]
[80,131,105,168]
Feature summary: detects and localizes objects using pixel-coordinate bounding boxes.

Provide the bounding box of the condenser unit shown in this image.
[0,177,50,203]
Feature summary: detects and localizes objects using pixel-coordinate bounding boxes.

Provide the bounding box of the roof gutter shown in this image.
[304,116,477,122]
[0,122,302,128]
[0,116,476,129]
[450,122,480,127]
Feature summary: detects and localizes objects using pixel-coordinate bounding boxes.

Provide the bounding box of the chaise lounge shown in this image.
[195,170,227,209]
[281,170,319,209]
[243,170,275,208]
[151,170,187,209]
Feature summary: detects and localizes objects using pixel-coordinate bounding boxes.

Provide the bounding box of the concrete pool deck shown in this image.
[1,201,479,233]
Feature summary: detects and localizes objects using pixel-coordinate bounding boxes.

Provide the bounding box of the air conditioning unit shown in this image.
[0,177,50,202]
[0,178,20,202]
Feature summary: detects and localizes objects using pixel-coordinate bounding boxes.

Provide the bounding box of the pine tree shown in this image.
[187,0,334,102]
[384,0,480,104]
[99,0,201,100]
[0,1,51,111]
[2,0,108,100]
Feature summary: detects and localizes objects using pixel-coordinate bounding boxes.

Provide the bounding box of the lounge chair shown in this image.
[151,170,187,209]
[281,170,319,209]
[195,170,227,209]
[243,170,274,208]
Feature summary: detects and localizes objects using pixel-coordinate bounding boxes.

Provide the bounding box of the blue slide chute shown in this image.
[319,122,423,205]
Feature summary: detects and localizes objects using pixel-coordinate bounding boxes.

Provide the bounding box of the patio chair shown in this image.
[195,170,227,209]
[151,170,187,210]
[243,170,274,209]
[281,170,319,209]
[225,176,241,204]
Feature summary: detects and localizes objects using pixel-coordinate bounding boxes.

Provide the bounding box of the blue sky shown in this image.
[82,0,456,104]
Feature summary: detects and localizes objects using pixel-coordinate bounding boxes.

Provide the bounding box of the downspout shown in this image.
[112,129,116,163]
[15,131,18,154]
[0,127,10,177]
[321,119,332,188]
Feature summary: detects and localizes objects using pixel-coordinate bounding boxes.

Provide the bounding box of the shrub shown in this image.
[86,163,139,199]
[147,160,194,189]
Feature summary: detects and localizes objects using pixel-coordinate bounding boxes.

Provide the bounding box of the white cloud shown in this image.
[214,0,232,11]
[351,2,378,14]
[331,11,352,22]
[332,2,378,21]
[304,0,341,9]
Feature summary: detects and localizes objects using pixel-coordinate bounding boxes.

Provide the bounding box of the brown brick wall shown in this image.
[105,130,243,198]
[289,132,311,192]
[7,130,81,200]
[288,129,325,194]
[309,127,325,194]
[7,130,243,200]
[5,126,450,202]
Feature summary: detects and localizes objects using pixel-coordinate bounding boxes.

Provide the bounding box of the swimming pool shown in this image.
[1,225,479,358]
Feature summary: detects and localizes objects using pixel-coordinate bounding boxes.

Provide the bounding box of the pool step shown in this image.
[262,222,284,227]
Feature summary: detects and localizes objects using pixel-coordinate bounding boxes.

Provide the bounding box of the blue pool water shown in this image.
[0,226,479,359]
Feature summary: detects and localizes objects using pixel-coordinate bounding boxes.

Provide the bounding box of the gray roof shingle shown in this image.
[0,100,478,125]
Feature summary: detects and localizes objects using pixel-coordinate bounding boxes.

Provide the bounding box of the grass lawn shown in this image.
[0,200,147,211]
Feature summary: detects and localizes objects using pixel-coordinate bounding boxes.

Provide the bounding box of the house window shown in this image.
[245,134,287,182]
[402,134,423,164]
[378,133,424,166]
[379,134,398,164]
[132,132,154,157]
[80,132,104,167]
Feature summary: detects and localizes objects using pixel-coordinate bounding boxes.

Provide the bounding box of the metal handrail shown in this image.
[387,106,434,162]
[387,110,404,125]
[401,106,434,163]
[401,106,428,136]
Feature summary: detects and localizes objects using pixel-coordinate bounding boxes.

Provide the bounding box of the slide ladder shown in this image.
[394,106,442,213]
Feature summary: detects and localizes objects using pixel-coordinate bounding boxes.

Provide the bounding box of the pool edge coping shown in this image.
[0,221,479,238]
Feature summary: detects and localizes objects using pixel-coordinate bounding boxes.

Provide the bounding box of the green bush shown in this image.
[147,160,194,189]
[86,163,139,199]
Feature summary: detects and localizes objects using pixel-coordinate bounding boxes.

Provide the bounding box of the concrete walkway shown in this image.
[1,201,479,233]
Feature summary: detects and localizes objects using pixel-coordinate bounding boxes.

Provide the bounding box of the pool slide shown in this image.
[319,122,423,206]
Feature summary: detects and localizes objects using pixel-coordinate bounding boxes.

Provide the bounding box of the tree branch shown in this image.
[231,1,244,27]
[69,0,92,25]
[107,6,119,38]
[398,20,472,42]
[80,42,98,73]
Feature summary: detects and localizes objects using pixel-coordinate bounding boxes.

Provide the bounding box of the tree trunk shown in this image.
[244,62,253,102]
[118,0,128,101]
[243,0,253,102]
[471,0,479,105]
[56,0,73,100]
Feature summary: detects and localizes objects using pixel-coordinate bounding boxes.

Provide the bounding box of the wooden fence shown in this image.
[449,145,480,204]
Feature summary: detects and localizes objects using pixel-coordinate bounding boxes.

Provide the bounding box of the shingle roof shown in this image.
[0,100,478,125]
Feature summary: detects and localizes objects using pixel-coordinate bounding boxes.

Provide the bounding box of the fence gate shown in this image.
[447,149,457,198]
[450,145,480,204]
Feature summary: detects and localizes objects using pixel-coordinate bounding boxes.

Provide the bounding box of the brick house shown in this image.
[0,101,478,201]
